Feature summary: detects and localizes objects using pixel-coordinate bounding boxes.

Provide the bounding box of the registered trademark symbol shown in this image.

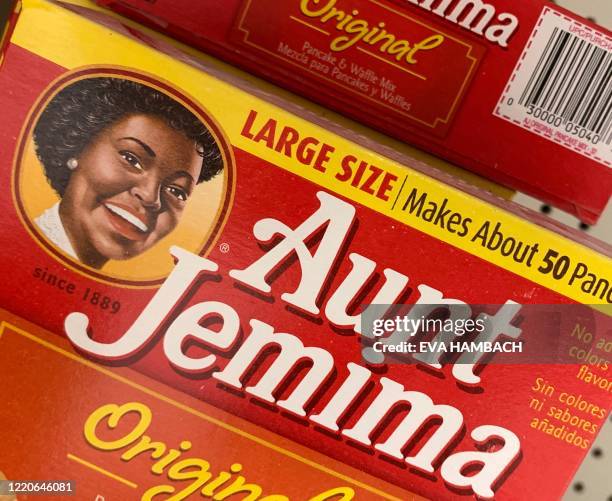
[219,242,230,253]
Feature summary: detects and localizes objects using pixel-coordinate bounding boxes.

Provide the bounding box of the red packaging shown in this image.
[0,1,611,499]
[0,309,420,500]
[95,0,612,223]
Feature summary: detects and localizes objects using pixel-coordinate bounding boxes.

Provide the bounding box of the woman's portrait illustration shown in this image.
[29,76,226,272]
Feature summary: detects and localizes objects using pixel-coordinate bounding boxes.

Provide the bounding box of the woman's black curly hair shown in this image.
[33,77,224,197]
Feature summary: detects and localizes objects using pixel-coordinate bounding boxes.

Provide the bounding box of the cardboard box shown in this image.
[95,0,612,223]
[0,1,610,499]
[0,309,419,500]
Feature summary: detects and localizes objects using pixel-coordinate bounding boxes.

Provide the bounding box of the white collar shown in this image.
[34,202,78,260]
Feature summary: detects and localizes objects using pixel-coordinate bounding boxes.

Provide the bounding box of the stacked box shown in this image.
[96,0,612,223]
[0,1,610,499]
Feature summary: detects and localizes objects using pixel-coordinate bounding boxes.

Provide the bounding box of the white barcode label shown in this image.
[496,7,612,167]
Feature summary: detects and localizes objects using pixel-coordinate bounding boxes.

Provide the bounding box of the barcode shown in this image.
[496,8,612,166]
[518,27,612,146]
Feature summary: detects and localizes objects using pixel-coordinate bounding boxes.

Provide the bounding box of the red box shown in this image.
[96,0,612,223]
[0,309,420,500]
[1,1,610,499]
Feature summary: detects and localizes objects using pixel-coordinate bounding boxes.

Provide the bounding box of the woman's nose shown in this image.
[131,176,162,211]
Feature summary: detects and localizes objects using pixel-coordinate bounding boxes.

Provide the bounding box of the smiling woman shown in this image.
[31,76,224,270]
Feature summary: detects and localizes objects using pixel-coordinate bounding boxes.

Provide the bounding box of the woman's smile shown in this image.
[103,201,151,241]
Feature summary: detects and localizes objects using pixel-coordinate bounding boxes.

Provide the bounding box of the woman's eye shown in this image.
[119,151,143,171]
[165,185,188,202]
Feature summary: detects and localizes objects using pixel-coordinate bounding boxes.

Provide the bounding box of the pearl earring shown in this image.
[67,158,78,170]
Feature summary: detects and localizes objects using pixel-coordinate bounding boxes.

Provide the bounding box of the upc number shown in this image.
[526,105,601,144]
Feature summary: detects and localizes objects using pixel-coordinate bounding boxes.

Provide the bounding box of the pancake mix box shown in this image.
[94,0,612,223]
[0,1,611,499]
